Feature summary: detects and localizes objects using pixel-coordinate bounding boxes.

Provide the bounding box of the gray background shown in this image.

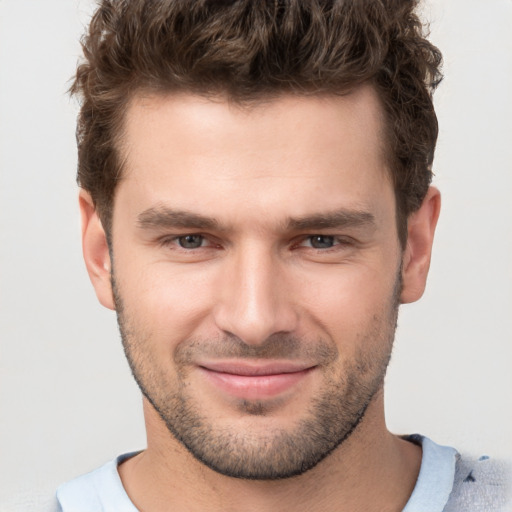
[1,0,511,508]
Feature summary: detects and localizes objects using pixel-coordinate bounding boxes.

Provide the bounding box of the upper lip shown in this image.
[198,360,316,376]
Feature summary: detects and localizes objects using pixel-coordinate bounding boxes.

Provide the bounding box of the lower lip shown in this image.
[199,367,313,400]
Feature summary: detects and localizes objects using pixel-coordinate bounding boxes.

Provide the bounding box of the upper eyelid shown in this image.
[158,233,219,249]
[296,234,354,243]
[298,235,353,247]
[155,233,355,248]
[158,232,351,240]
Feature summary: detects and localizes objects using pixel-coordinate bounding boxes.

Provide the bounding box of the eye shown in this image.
[177,234,205,249]
[308,235,336,249]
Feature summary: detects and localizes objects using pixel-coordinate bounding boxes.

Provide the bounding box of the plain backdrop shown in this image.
[1,0,511,509]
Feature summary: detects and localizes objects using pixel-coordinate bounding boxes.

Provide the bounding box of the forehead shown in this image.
[116,87,393,227]
[122,86,386,161]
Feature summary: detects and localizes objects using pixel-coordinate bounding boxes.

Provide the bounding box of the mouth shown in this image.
[197,360,316,400]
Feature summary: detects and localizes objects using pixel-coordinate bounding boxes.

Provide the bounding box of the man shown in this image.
[57,0,510,510]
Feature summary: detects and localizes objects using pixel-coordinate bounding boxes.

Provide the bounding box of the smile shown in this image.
[197,361,316,400]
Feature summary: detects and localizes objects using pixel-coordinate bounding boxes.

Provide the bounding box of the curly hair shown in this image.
[71,0,442,246]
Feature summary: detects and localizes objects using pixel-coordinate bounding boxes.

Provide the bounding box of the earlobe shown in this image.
[400,187,441,304]
[79,190,115,310]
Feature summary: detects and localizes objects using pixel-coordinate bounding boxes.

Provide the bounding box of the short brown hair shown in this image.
[71,0,442,245]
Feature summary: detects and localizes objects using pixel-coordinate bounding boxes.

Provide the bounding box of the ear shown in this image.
[79,189,115,310]
[400,186,441,304]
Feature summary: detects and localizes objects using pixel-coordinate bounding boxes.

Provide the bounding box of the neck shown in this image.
[119,392,421,512]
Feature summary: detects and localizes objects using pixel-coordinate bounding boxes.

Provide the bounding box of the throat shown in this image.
[118,397,422,512]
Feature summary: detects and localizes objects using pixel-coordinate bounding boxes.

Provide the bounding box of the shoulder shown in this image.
[443,453,512,512]
[401,435,511,512]
[56,452,140,512]
[56,460,115,512]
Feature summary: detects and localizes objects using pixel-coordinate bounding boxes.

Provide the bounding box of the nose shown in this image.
[213,244,298,345]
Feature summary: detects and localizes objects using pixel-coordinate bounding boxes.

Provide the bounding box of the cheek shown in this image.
[296,264,398,342]
[116,257,220,341]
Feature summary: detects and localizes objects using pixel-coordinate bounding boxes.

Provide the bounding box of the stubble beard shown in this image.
[112,273,401,481]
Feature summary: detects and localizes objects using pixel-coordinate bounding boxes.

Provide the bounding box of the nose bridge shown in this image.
[214,241,297,345]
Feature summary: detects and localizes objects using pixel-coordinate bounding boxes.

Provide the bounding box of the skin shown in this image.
[80,86,440,511]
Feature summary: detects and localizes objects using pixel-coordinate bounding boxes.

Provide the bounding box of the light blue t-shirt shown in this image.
[56,435,510,511]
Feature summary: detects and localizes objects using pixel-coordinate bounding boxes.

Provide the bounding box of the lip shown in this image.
[197,360,316,400]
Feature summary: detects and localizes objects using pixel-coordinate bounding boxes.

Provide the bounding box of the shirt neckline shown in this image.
[401,434,458,512]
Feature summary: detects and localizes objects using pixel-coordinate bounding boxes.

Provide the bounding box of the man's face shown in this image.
[108,87,404,479]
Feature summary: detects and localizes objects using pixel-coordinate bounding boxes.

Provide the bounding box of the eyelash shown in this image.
[159,234,215,250]
[158,234,354,252]
[296,235,352,250]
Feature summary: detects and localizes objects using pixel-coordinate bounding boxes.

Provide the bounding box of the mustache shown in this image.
[174,333,339,365]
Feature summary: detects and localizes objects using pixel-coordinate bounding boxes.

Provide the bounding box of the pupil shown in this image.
[179,235,203,249]
[311,235,334,249]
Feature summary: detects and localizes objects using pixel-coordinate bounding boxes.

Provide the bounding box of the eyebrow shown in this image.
[285,210,376,231]
[137,207,220,230]
[137,206,375,232]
